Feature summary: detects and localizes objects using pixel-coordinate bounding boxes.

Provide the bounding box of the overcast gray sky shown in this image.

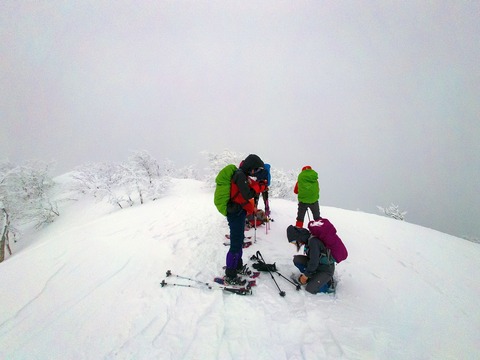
[1,1,479,239]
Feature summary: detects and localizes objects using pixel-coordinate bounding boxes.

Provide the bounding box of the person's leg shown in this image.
[263,191,270,216]
[296,202,308,227]
[309,201,321,221]
[226,209,246,278]
[292,255,308,273]
[305,266,334,294]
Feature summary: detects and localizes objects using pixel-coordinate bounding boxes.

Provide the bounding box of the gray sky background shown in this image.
[1,1,479,239]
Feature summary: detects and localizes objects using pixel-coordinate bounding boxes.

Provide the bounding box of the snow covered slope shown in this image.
[1,179,478,359]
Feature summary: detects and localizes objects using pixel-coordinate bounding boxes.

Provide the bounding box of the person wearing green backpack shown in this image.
[224,154,266,285]
[293,166,320,228]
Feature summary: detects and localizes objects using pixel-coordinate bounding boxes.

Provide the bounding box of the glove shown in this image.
[252,262,277,272]
[298,274,308,285]
[251,181,267,194]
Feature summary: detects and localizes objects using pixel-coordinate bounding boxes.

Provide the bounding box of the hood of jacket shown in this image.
[239,154,264,173]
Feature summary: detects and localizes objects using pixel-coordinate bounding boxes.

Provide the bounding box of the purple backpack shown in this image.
[308,218,348,263]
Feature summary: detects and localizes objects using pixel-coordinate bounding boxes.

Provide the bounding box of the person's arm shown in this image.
[304,237,321,277]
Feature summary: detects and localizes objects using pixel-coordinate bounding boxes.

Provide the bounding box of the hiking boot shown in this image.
[224,276,247,286]
[318,279,335,293]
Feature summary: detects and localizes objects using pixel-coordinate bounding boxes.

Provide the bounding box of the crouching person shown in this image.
[286,225,335,294]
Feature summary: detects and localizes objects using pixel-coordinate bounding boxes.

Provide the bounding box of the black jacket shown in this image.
[226,154,264,214]
[304,236,335,277]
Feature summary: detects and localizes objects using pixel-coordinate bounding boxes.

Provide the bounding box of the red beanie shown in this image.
[302,166,312,171]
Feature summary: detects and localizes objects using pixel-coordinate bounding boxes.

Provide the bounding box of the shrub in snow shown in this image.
[377,203,407,221]
[71,150,171,208]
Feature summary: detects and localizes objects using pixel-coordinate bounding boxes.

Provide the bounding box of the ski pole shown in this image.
[254,211,257,243]
[255,251,286,297]
[274,271,301,291]
[264,199,269,235]
[161,270,252,295]
[250,253,299,291]
[163,270,217,289]
[250,251,301,291]
[161,280,251,295]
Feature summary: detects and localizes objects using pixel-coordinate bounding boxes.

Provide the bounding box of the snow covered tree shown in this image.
[71,162,131,208]
[70,162,107,199]
[0,201,12,262]
[99,163,134,208]
[71,151,170,208]
[124,150,169,203]
[202,149,245,187]
[268,167,297,201]
[201,150,299,201]
[377,203,407,221]
[0,161,59,262]
[175,165,201,180]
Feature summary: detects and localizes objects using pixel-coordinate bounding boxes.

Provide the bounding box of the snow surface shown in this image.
[1,178,479,360]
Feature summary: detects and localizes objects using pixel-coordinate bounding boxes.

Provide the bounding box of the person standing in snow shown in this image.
[256,163,271,216]
[293,166,320,228]
[225,154,267,284]
[286,224,335,294]
[247,163,271,227]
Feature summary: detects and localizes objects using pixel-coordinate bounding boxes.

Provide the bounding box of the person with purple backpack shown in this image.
[286,218,348,294]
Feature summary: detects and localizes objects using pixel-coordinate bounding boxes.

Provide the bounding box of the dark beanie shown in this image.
[240,154,264,173]
[286,225,310,244]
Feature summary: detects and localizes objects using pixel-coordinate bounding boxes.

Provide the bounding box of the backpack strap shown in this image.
[231,187,250,207]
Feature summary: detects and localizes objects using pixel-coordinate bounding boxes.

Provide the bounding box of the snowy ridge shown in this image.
[1,178,479,359]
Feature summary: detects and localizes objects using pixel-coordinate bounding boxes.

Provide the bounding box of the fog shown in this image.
[1,1,479,239]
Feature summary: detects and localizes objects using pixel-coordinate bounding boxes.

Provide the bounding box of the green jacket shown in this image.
[297,169,319,203]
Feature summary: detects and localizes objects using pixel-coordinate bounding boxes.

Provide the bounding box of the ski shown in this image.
[223,240,253,248]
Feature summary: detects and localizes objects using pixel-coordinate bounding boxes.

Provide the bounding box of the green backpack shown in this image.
[214,164,237,216]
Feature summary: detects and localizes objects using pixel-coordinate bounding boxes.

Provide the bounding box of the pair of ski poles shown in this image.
[251,251,300,297]
[160,270,252,295]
